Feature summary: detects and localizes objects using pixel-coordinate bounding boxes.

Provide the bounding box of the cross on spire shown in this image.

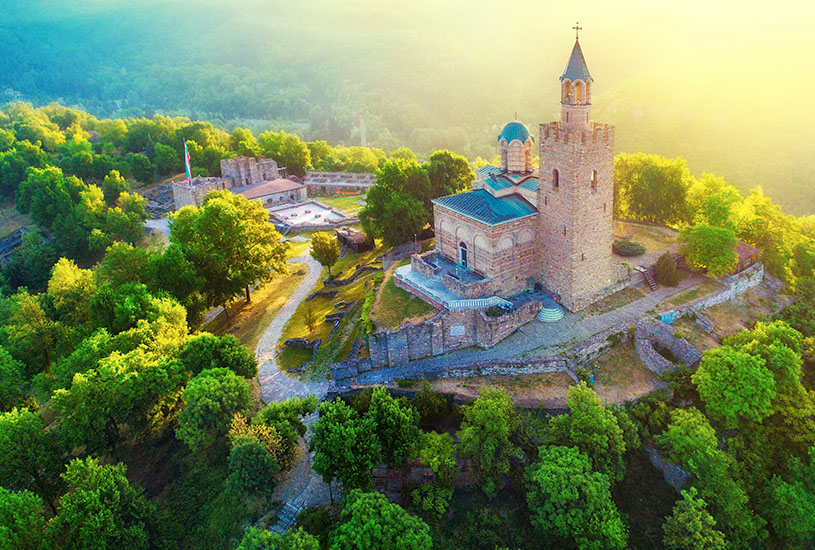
[573,22,582,40]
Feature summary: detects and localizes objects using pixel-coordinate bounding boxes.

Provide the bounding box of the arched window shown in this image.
[544,195,548,206]
[458,241,468,269]
[591,170,598,192]
[552,169,560,190]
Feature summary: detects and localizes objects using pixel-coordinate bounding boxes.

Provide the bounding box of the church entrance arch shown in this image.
[458,242,468,270]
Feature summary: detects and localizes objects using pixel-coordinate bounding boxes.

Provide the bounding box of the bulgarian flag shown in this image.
[184,140,192,180]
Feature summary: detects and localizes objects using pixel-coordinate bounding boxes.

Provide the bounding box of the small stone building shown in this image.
[172,177,231,208]
[400,35,625,311]
[233,178,307,206]
[220,156,280,187]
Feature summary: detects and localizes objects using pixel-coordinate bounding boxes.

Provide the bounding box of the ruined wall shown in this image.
[171,177,229,208]
[367,302,540,369]
[634,317,703,376]
[538,122,617,311]
[441,273,495,299]
[434,204,539,298]
[220,156,279,187]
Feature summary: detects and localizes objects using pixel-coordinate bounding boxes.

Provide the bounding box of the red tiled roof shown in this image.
[234,179,304,200]
[735,241,759,262]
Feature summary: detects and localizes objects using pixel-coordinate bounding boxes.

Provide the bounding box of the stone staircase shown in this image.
[536,297,565,322]
[636,266,659,291]
[271,502,301,534]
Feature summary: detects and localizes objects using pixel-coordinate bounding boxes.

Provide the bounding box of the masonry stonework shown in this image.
[538,122,617,311]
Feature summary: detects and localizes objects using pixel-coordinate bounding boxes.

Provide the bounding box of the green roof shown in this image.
[497,121,534,144]
[433,189,537,226]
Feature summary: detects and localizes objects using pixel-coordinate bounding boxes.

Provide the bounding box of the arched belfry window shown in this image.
[591,170,598,192]
[552,169,560,190]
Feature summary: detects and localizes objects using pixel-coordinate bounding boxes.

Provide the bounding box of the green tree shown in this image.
[359,158,430,246]
[230,128,261,157]
[170,190,290,307]
[0,347,26,411]
[654,251,679,286]
[237,526,319,550]
[0,289,65,375]
[692,346,776,427]
[613,152,691,225]
[686,173,742,229]
[331,490,432,550]
[0,408,65,514]
[0,139,49,198]
[367,387,419,468]
[412,431,457,518]
[545,383,627,481]
[2,232,59,291]
[145,243,206,327]
[425,149,474,200]
[311,398,381,492]
[309,231,341,277]
[258,130,311,177]
[764,448,815,547]
[104,191,148,244]
[50,457,158,550]
[53,350,187,452]
[227,437,280,497]
[678,224,738,277]
[663,488,726,550]
[0,488,49,550]
[457,386,519,497]
[47,258,97,326]
[254,395,318,467]
[179,332,257,378]
[526,445,627,550]
[101,170,129,206]
[656,408,766,547]
[154,142,180,175]
[128,153,154,184]
[176,367,251,450]
[389,147,417,163]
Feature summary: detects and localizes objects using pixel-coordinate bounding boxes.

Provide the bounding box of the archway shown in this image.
[458,241,468,269]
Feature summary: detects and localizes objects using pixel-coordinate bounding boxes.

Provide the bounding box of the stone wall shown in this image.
[367,301,541,370]
[171,177,229,208]
[303,172,376,196]
[668,263,764,317]
[538,121,617,311]
[441,273,495,299]
[411,253,441,278]
[634,317,703,376]
[434,204,538,298]
[220,156,279,187]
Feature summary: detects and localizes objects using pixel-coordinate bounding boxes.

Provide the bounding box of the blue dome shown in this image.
[497,121,533,144]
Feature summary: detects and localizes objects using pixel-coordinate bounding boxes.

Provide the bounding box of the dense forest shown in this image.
[2,0,815,213]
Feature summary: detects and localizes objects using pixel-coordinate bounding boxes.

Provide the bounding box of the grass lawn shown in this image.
[204,265,308,353]
[317,192,366,214]
[591,340,664,402]
[276,244,385,372]
[667,279,722,307]
[0,200,34,239]
[370,265,436,330]
[583,286,647,316]
[285,237,312,259]
[613,220,678,253]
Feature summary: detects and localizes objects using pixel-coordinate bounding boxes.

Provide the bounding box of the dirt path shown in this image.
[256,254,329,404]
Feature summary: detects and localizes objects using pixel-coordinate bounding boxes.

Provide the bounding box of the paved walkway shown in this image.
[357,274,709,384]
[256,254,330,403]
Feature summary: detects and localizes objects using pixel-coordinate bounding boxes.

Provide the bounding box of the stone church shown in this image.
[399,35,626,312]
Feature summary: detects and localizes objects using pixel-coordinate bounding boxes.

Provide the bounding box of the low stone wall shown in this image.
[634,317,702,376]
[367,301,541,370]
[411,253,440,278]
[673,263,764,315]
[441,273,494,299]
[475,301,541,348]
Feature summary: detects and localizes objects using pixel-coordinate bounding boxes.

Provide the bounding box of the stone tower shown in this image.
[538,35,617,311]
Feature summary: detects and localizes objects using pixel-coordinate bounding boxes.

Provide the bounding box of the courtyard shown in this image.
[269,200,351,228]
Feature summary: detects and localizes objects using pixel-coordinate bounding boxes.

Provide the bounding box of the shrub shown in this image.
[655,252,679,286]
[485,305,504,317]
[396,378,414,388]
[613,239,646,257]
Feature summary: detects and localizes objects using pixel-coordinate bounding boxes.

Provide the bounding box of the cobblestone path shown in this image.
[357,274,708,384]
[254,255,332,533]
[256,255,329,403]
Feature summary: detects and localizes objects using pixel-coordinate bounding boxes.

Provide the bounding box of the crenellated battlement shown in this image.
[539,121,614,147]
